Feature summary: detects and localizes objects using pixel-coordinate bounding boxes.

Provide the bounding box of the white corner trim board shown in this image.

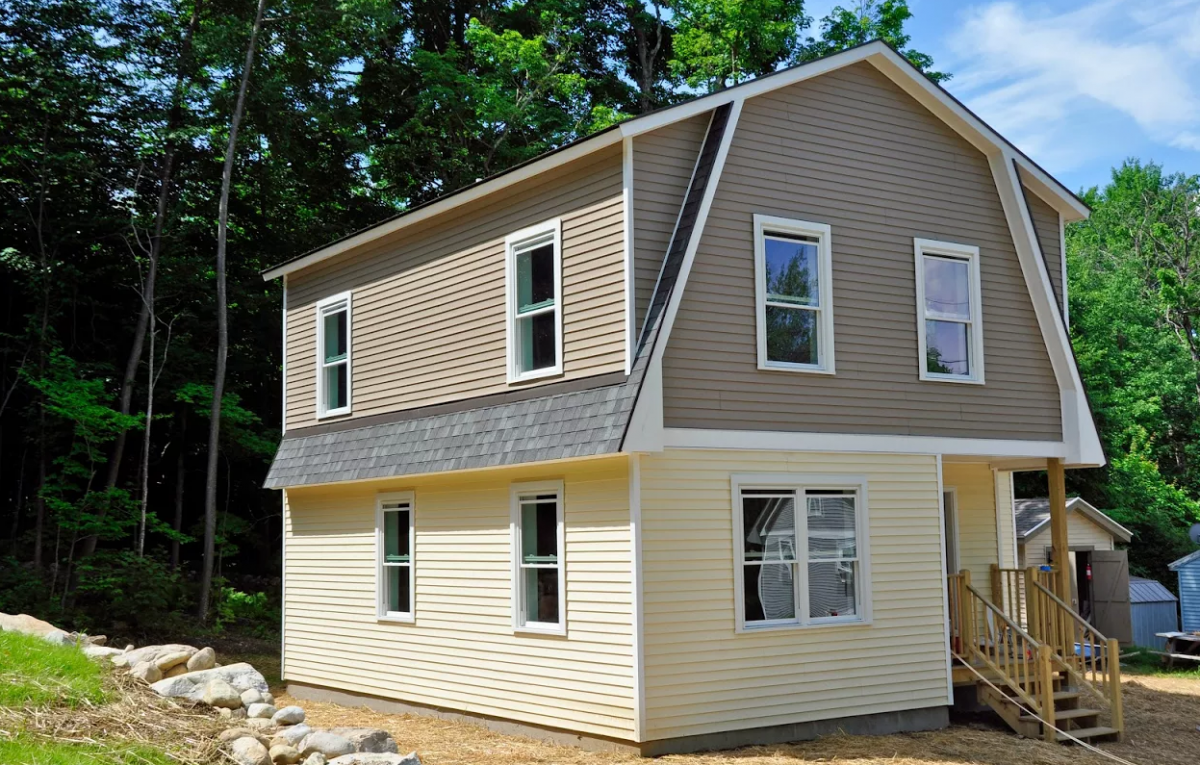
[627,453,646,741]
[623,137,635,377]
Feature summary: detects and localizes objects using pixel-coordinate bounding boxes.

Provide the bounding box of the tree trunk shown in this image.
[137,300,156,557]
[171,410,186,570]
[80,3,202,560]
[198,0,268,620]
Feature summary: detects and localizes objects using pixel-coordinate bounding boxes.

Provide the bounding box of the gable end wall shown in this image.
[661,62,1062,441]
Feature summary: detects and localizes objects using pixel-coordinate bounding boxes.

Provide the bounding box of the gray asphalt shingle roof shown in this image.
[263,104,733,489]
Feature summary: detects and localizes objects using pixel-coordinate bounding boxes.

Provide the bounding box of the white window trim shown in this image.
[914,238,985,385]
[315,291,353,418]
[510,479,567,636]
[505,219,564,384]
[753,215,835,375]
[375,491,415,623]
[731,473,872,633]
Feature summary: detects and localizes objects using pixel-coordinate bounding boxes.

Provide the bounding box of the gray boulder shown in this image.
[43,629,72,645]
[241,688,266,706]
[299,732,355,760]
[271,724,311,748]
[273,706,305,726]
[270,744,301,765]
[129,661,162,683]
[219,728,269,746]
[123,644,198,667]
[154,650,192,671]
[246,717,277,731]
[328,755,420,765]
[0,612,61,638]
[263,691,276,706]
[150,663,268,702]
[328,729,397,754]
[248,703,278,720]
[229,737,271,765]
[202,679,243,709]
[301,755,327,765]
[187,646,216,672]
[82,644,125,659]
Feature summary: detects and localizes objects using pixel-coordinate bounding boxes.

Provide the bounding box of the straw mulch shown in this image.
[276,673,1200,765]
[0,665,226,764]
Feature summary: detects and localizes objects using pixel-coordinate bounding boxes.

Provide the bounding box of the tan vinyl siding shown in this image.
[944,463,999,584]
[639,449,947,740]
[632,114,710,333]
[285,145,626,430]
[1022,511,1115,568]
[662,62,1062,441]
[1026,187,1064,314]
[282,457,636,740]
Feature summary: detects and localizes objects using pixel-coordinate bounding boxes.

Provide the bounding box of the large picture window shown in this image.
[732,474,870,631]
[506,220,563,383]
[753,215,835,374]
[914,239,984,384]
[376,492,414,622]
[511,481,565,635]
[316,292,352,417]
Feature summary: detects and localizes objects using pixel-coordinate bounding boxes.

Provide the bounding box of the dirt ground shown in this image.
[268,673,1199,765]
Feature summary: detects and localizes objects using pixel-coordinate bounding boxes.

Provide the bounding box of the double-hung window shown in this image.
[511,481,565,635]
[316,292,352,417]
[376,492,414,622]
[914,239,984,384]
[506,220,563,383]
[733,474,870,631]
[753,215,835,374]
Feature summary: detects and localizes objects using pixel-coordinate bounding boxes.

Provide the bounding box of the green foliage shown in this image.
[800,0,949,82]
[669,0,808,90]
[213,586,279,638]
[72,551,185,631]
[0,558,56,621]
[0,735,176,765]
[0,630,108,708]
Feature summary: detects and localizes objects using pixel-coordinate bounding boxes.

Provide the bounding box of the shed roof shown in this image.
[1013,497,1132,544]
[1170,549,1200,571]
[1130,577,1177,604]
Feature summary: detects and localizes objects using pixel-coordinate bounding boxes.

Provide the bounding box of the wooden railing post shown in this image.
[1108,638,1124,742]
[1025,567,1041,642]
[990,564,1002,606]
[1038,643,1056,742]
[961,569,973,653]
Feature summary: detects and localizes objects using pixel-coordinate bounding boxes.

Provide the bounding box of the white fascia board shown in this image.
[987,151,1104,468]
[262,130,623,281]
[663,428,1068,459]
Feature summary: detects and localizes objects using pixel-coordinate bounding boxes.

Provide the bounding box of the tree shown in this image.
[669,0,809,91]
[199,0,269,621]
[799,0,948,82]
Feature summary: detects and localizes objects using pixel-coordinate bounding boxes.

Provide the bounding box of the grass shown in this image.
[1121,646,1200,678]
[0,734,176,765]
[0,631,108,708]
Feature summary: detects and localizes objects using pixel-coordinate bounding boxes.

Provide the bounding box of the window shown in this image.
[506,220,563,383]
[732,474,870,631]
[316,292,352,417]
[511,481,565,634]
[753,215,835,374]
[376,492,414,622]
[914,239,984,384]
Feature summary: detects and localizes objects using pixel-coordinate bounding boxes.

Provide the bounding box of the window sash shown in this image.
[754,216,834,373]
[511,483,564,633]
[317,295,351,416]
[506,222,562,382]
[738,486,863,629]
[915,241,983,383]
[378,499,413,619]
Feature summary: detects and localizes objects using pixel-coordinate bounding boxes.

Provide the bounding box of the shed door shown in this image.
[1092,550,1132,643]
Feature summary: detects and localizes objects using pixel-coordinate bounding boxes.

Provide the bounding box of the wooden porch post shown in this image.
[1047,458,1070,602]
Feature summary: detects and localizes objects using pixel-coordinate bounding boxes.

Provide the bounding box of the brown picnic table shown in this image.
[1155,631,1200,667]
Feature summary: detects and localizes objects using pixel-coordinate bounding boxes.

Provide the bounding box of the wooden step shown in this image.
[1056,726,1120,743]
[1021,707,1100,722]
[1053,690,1082,702]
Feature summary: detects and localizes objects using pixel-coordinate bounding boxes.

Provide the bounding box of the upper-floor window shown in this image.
[510,480,565,635]
[316,292,352,417]
[914,239,984,384]
[753,215,835,374]
[376,492,414,622]
[732,474,870,632]
[506,220,563,384]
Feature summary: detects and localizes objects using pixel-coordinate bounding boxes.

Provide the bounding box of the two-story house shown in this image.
[261,42,1121,755]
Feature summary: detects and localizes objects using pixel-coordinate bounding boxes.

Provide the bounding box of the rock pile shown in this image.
[1,612,420,765]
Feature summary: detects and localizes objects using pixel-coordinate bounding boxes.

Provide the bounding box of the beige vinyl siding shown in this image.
[996,471,1017,569]
[285,145,626,430]
[1026,187,1064,314]
[631,114,710,333]
[662,62,1062,440]
[638,449,947,740]
[282,457,636,740]
[944,463,999,584]
[1022,511,1115,568]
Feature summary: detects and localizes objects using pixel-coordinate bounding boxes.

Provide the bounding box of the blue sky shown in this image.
[805,0,1200,193]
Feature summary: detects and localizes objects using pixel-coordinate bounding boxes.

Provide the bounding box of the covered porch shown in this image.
[942,458,1124,744]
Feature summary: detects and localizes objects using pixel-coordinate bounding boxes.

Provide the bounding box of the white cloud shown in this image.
[946,0,1200,169]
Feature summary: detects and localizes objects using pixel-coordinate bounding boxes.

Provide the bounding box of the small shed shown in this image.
[1169,550,1200,633]
[1129,577,1179,649]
